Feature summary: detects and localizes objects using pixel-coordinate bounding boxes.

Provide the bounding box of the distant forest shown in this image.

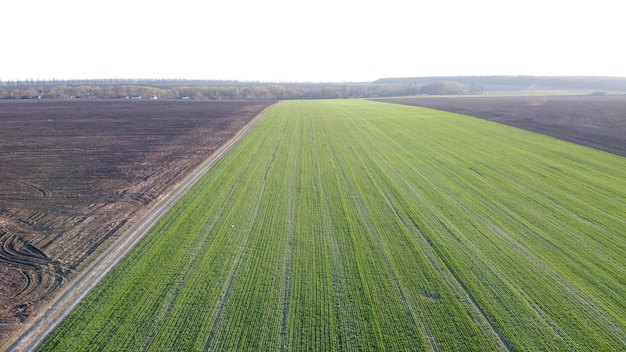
[1,76,624,100]
[374,76,626,93]
[0,79,405,100]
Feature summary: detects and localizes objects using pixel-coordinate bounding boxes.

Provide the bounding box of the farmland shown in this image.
[376,95,626,158]
[0,99,273,345]
[38,99,625,350]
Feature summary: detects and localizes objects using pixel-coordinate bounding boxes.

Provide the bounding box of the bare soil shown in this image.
[0,99,273,346]
[376,95,626,158]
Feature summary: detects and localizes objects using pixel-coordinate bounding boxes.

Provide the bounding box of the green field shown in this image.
[40,100,626,351]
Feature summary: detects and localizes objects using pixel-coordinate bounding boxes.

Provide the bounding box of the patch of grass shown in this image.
[40,100,626,351]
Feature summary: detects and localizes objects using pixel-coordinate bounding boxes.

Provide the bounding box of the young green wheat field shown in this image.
[40,99,626,351]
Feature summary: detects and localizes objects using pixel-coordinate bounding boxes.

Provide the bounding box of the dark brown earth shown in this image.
[0,99,273,346]
[376,95,626,158]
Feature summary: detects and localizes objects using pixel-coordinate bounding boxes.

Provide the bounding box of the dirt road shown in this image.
[6,104,274,352]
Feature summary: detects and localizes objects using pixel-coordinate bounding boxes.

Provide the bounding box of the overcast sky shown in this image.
[3,0,624,82]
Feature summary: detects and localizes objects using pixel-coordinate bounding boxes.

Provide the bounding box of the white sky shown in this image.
[2,0,625,82]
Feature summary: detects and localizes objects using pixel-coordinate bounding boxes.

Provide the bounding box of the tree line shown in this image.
[375,75,626,92]
[0,81,475,100]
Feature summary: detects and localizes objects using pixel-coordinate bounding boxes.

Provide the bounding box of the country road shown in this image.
[7,104,274,352]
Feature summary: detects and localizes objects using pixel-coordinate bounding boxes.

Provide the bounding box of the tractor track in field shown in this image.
[6,104,275,352]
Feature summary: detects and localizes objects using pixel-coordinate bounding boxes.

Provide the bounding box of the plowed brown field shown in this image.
[0,99,273,344]
[376,95,626,157]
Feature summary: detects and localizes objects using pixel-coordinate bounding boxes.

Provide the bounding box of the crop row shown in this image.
[40,99,626,351]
